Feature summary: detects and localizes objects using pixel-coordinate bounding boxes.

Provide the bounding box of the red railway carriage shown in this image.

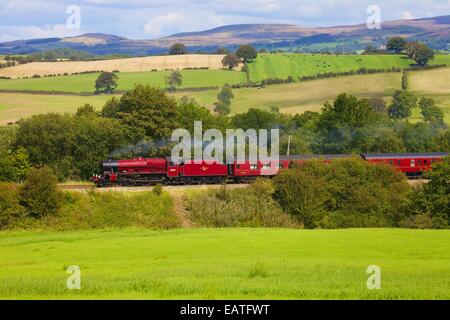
[362,152,449,176]
[92,152,449,187]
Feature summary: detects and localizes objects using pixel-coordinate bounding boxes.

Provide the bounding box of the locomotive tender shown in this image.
[91,152,449,187]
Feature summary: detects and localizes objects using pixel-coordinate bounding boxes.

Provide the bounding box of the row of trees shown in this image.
[0,84,448,182]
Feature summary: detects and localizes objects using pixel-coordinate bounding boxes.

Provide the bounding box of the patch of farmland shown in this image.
[0,54,234,78]
[0,69,246,93]
[247,53,450,82]
[0,228,448,299]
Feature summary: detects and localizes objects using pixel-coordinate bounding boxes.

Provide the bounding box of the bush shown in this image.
[273,159,411,228]
[19,167,62,218]
[0,183,25,229]
[36,191,179,230]
[185,180,298,228]
[403,157,450,228]
[153,184,163,196]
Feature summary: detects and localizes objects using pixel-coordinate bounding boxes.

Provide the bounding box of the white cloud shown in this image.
[0,24,80,42]
[401,10,416,19]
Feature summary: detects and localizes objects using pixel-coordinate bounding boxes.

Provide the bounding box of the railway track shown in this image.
[59,179,429,192]
[58,183,249,192]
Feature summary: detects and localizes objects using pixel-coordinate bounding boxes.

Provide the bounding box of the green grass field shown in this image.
[0,69,246,93]
[247,53,450,82]
[0,228,448,299]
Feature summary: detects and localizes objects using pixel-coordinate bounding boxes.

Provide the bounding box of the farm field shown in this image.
[1,68,450,125]
[246,53,450,82]
[0,69,246,93]
[0,93,112,125]
[0,228,448,299]
[0,54,231,78]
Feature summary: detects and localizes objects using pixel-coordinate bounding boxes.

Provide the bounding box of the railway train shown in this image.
[91,152,449,187]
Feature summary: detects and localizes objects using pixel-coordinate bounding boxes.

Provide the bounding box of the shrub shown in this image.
[273,159,411,228]
[185,180,298,228]
[0,183,25,229]
[38,191,179,230]
[153,184,163,196]
[19,167,62,218]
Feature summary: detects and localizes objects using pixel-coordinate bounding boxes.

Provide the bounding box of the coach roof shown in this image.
[362,152,450,159]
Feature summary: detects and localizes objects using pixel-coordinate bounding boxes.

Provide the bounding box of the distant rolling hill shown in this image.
[0,15,449,55]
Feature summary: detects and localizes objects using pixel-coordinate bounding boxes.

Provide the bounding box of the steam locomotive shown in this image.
[91,152,449,187]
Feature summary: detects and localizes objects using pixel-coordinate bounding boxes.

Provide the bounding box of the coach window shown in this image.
[410,160,415,167]
[418,160,422,166]
[237,164,241,169]
[397,160,401,166]
[250,164,258,170]
[423,160,428,166]
[263,164,271,170]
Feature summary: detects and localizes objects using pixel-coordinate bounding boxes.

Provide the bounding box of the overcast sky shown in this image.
[0,0,449,41]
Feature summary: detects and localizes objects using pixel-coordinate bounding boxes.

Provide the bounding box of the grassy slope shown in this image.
[176,72,402,114]
[0,94,113,125]
[0,69,246,93]
[1,67,450,125]
[0,228,448,299]
[409,67,450,124]
[247,53,450,82]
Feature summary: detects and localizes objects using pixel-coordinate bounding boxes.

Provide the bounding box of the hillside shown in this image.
[2,67,450,125]
[247,54,450,82]
[0,15,449,55]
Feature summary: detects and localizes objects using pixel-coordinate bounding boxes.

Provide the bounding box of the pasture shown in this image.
[1,68,450,125]
[246,53,450,82]
[0,54,232,78]
[0,69,246,93]
[0,228,448,299]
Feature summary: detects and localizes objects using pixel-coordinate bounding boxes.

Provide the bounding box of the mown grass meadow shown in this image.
[246,53,450,82]
[0,228,448,299]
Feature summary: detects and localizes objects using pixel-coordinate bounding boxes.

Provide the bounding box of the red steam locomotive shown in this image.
[91,152,449,187]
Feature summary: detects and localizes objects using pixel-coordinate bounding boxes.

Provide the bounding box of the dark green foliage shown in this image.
[95,71,119,94]
[152,184,163,196]
[404,158,450,229]
[0,183,25,229]
[222,53,241,69]
[236,45,258,62]
[402,71,408,90]
[116,85,179,140]
[386,37,407,53]
[76,104,98,117]
[166,70,183,92]
[419,97,445,125]
[214,85,234,115]
[176,97,216,132]
[15,113,132,180]
[317,93,374,153]
[232,108,279,130]
[19,167,62,218]
[101,97,120,118]
[388,90,418,119]
[169,43,187,55]
[405,42,435,66]
[273,159,410,228]
[368,97,388,114]
[0,146,30,182]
